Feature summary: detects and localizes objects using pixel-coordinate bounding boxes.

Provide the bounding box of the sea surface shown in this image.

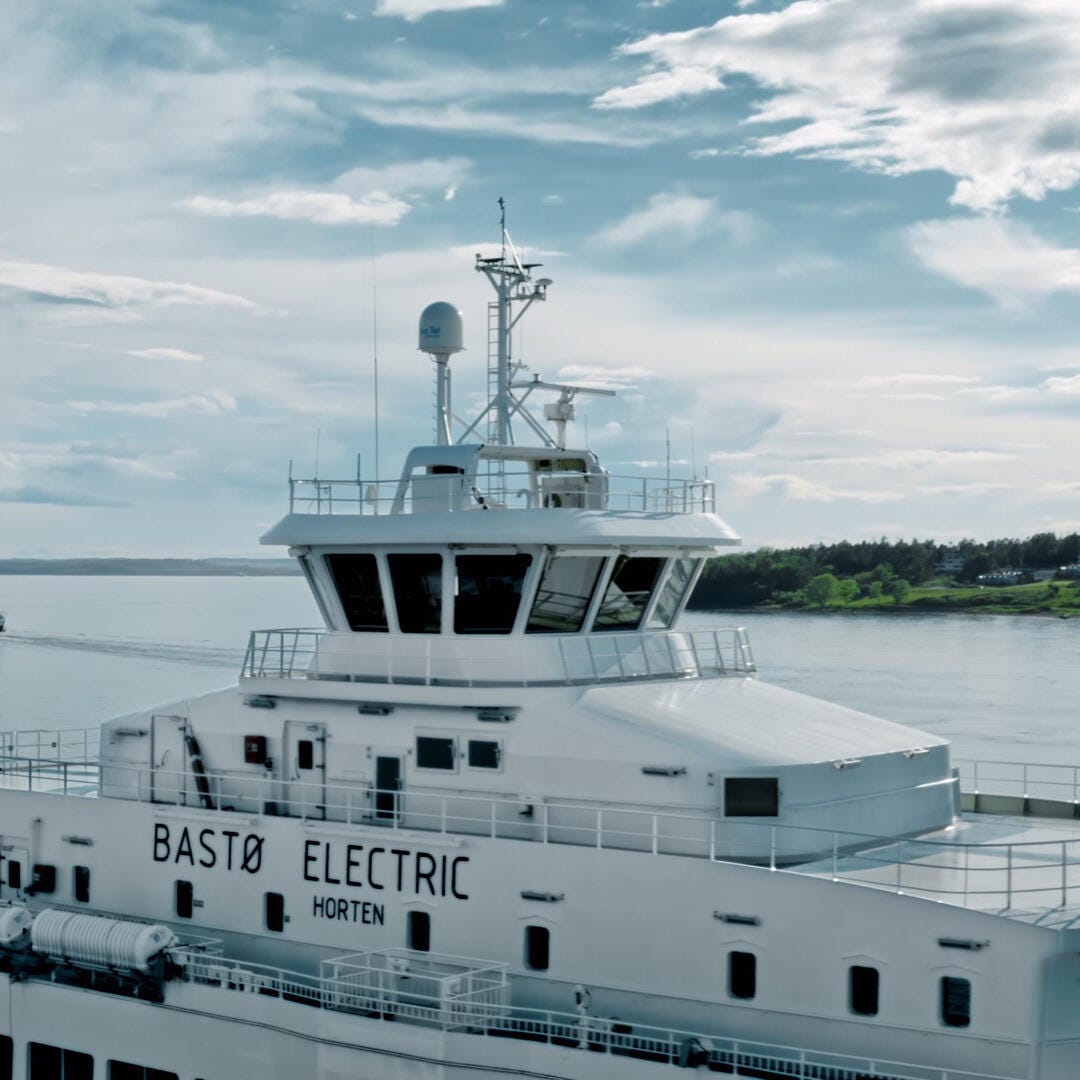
[0,576,1078,765]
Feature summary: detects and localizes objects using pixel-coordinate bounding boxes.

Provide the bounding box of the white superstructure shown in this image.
[1,210,1079,1080]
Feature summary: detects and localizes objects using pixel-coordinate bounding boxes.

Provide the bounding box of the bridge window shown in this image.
[593,556,664,631]
[408,910,431,952]
[648,557,698,629]
[849,965,879,1016]
[728,951,756,1000]
[73,865,90,904]
[525,925,550,971]
[265,892,285,933]
[388,554,443,633]
[109,1064,179,1080]
[527,555,605,633]
[941,976,971,1027]
[327,554,389,632]
[175,880,193,919]
[416,736,456,771]
[724,778,779,817]
[29,1045,93,1080]
[454,555,532,634]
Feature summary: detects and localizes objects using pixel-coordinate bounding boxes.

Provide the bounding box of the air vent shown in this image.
[714,912,760,926]
[62,836,94,846]
[938,937,989,951]
[358,703,395,716]
[642,765,686,777]
[521,890,565,903]
[477,708,517,723]
[244,695,277,709]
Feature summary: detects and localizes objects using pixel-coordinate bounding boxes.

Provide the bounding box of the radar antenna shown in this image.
[456,199,613,449]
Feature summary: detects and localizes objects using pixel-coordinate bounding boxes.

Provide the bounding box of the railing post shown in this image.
[709,819,716,861]
[1006,844,1013,908]
[1062,842,1068,909]
[769,827,776,870]
[651,814,659,856]
[596,810,603,850]
[832,834,839,880]
[542,802,550,845]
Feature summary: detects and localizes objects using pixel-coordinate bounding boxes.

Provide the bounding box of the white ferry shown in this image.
[2,214,1079,1080]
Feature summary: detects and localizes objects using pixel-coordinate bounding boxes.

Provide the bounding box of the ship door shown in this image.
[0,846,29,900]
[151,714,188,805]
[374,755,402,823]
[285,722,326,820]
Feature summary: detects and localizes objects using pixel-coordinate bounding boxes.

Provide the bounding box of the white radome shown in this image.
[418,300,464,356]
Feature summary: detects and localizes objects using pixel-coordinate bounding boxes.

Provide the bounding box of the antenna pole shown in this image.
[371,226,381,481]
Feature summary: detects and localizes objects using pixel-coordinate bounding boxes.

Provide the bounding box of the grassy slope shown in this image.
[800,581,1080,616]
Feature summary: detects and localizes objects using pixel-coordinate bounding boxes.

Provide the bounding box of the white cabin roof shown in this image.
[580,677,947,766]
[261,508,740,550]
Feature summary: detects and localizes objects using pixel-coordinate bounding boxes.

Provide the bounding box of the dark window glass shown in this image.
[941,976,971,1028]
[593,556,664,631]
[29,864,55,895]
[109,1065,179,1080]
[527,555,605,634]
[729,951,756,1000]
[297,740,314,771]
[648,557,698,629]
[725,777,779,817]
[525,926,550,971]
[74,865,90,904]
[0,1036,10,1080]
[454,555,532,634]
[388,554,443,633]
[850,965,879,1016]
[375,756,401,820]
[408,910,431,952]
[416,736,455,770]
[7,860,20,890]
[175,880,193,919]
[468,740,500,769]
[30,1046,93,1080]
[265,892,285,933]
[327,554,388,632]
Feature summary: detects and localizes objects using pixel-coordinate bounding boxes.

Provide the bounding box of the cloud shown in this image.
[595,0,1080,210]
[595,192,756,247]
[733,472,902,504]
[374,0,503,21]
[1045,374,1080,395]
[0,485,121,507]
[184,191,410,227]
[0,260,259,312]
[67,391,237,418]
[908,218,1080,306]
[854,373,979,388]
[555,364,654,390]
[688,148,720,159]
[126,347,204,364]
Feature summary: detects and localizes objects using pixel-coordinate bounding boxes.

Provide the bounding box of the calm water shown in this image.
[0,577,1077,765]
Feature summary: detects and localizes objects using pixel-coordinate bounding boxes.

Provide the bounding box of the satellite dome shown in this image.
[418,301,464,356]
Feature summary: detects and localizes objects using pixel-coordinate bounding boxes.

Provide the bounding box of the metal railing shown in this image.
[0,727,97,763]
[240,627,756,686]
[166,944,1019,1080]
[956,760,1080,807]
[289,471,716,516]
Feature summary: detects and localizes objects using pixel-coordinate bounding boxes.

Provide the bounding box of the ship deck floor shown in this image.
[794,811,1080,927]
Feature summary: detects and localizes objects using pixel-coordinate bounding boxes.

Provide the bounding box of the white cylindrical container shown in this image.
[31,909,177,972]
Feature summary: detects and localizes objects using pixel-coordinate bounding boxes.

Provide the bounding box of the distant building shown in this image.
[1059,564,1080,580]
[976,569,1028,586]
[935,554,966,575]
[1032,569,1057,582]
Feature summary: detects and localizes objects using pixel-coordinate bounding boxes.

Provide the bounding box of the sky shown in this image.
[3,0,1080,557]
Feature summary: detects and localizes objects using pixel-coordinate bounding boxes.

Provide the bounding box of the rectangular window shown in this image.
[724,777,779,817]
[468,740,501,769]
[850,965,879,1016]
[175,879,193,920]
[648,557,699,629]
[416,736,455,770]
[327,554,389,632]
[265,892,285,933]
[29,1045,93,1080]
[455,554,532,634]
[941,976,971,1028]
[526,555,605,634]
[408,910,431,952]
[109,1064,179,1080]
[593,556,665,631]
[297,739,314,771]
[73,865,90,904]
[388,554,443,633]
[525,925,550,971]
[728,951,756,1000]
[0,1036,10,1080]
[7,860,20,890]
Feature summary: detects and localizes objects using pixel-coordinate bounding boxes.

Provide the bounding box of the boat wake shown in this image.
[0,632,239,669]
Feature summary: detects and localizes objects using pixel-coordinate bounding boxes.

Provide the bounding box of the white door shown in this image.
[285,721,326,819]
[151,715,188,805]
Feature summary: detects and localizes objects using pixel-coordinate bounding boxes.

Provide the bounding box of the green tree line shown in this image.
[689,532,1080,609]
